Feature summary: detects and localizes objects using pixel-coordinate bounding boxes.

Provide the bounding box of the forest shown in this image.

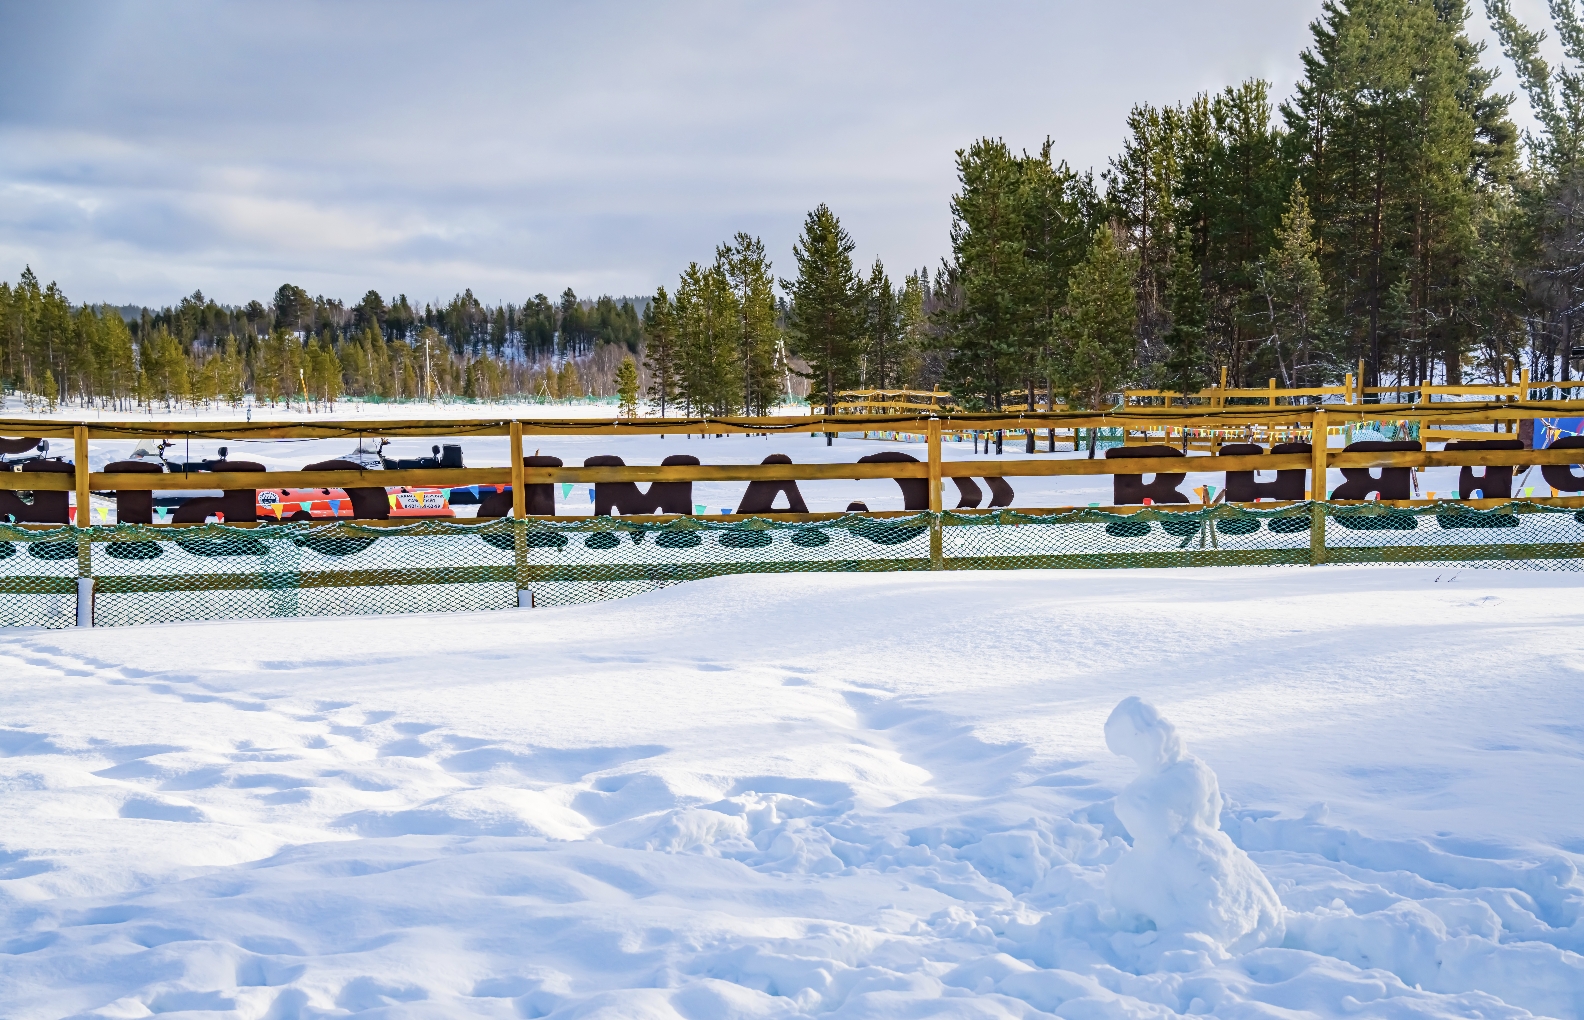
[2,0,1580,414]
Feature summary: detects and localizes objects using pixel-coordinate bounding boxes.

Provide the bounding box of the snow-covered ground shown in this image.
[2,566,1583,1017]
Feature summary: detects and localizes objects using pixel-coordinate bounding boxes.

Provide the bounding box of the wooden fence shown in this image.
[3,403,1584,625]
[3,402,1584,523]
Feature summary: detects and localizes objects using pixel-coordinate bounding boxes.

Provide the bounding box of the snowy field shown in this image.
[2,566,1584,1017]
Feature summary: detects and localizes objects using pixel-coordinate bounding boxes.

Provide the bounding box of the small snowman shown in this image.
[1104,696,1284,953]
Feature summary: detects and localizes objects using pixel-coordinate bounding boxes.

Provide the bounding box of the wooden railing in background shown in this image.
[1,402,1582,519]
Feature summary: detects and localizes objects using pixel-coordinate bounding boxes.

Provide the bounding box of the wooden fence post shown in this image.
[928,417,943,569]
[1310,409,1328,565]
[509,421,529,606]
[73,425,93,625]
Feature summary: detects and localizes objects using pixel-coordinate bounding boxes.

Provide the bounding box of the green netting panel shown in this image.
[0,502,1579,628]
[0,525,79,629]
[89,520,520,626]
[1316,501,1584,570]
[940,507,1315,570]
[519,514,933,608]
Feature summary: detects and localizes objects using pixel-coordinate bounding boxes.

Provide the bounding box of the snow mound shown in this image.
[1105,695,1285,953]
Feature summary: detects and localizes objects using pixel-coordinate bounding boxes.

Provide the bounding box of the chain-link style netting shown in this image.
[0,500,1579,627]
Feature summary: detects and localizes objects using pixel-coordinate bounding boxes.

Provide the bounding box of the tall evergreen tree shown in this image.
[674,262,740,416]
[864,259,902,390]
[641,286,679,416]
[1258,182,1330,387]
[615,354,640,417]
[1023,143,1103,424]
[940,139,1035,411]
[718,233,782,415]
[1052,226,1140,456]
[1487,0,1584,384]
[1107,104,1184,353]
[783,204,864,441]
[1288,0,1512,391]
[1160,230,1209,394]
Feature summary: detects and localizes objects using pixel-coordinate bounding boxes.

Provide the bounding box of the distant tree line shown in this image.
[0,274,653,409]
[6,1,1583,415]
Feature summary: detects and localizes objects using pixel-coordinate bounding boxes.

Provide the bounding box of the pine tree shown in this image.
[718,233,782,415]
[1258,182,1329,387]
[783,204,864,441]
[864,259,902,390]
[1052,226,1140,456]
[1160,230,1209,394]
[942,139,1098,421]
[1106,103,1184,354]
[1289,0,1510,391]
[1022,141,1103,443]
[896,271,928,387]
[642,286,679,416]
[616,354,640,417]
[940,139,1034,411]
[556,359,581,400]
[219,338,246,406]
[1487,0,1584,385]
[674,261,739,416]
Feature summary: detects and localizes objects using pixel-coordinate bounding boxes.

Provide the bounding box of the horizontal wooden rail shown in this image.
[943,453,1311,478]
[1419,385,1521,395]
[1329,449,1582,469]
[0,473,74,490]
[518,462,930,483]
[3,400,1584,443]
[3,495,1579,533]
[0,446,1572,495]
[1,444,1581,494]
[85,468,514,491]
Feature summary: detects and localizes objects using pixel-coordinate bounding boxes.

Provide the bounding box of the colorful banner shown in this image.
[1536,417,1584,449]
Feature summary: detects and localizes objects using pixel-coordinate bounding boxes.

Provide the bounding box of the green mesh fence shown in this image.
[0,500,1579,628]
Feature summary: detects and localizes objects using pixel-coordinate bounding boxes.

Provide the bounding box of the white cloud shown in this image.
[0,0,1338,305]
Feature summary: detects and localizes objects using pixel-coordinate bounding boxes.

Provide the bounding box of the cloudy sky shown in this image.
[0,0,1554,309]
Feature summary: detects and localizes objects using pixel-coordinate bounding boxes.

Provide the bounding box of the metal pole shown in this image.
[1310,409,1328,565]
[73,425,94,625]
[510,420,529,606]
[928,417,943,570]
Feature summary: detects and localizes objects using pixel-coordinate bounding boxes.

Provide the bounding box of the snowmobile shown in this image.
[0,438,60,469]
[375,439,465,471]
[350,438,477,506]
